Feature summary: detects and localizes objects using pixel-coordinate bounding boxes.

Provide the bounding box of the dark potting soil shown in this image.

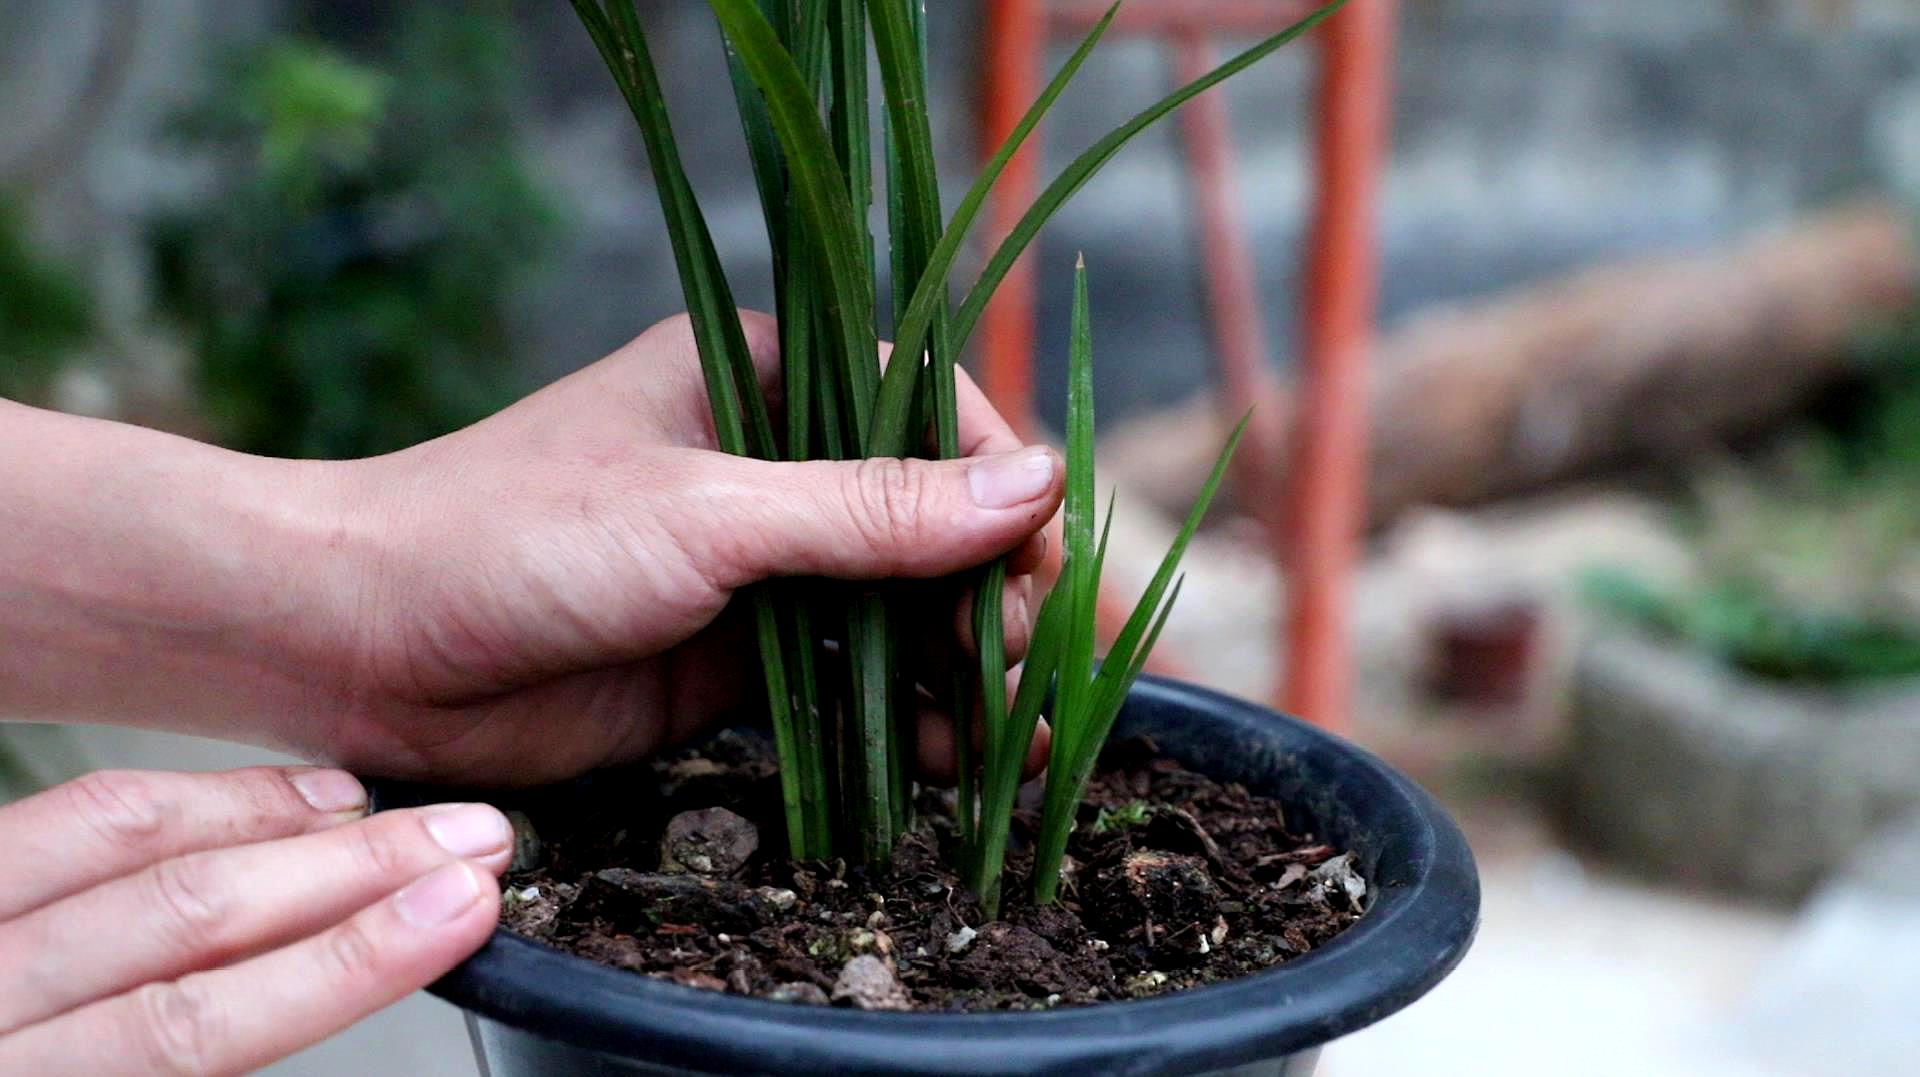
[497,732,1365,1012]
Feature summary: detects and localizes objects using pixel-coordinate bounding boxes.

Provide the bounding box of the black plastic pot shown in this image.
[373,675,1479,1077]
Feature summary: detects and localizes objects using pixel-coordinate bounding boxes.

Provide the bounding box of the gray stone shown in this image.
[766,981,829,1007]
[659,807,758,877]
[1562,631,1920,900]
[831,955,910,1012]
[505,810,543,873]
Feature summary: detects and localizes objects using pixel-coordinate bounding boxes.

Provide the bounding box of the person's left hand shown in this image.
[0,766,506,1075]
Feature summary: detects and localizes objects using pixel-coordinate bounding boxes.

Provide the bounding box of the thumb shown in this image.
[690,446,1062,586]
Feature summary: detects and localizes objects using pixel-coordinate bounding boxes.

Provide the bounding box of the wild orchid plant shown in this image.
[568,0,1339,913]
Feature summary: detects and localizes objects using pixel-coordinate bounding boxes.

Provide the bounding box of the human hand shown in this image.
[0,766,506,1075]
[302,313,1062,785]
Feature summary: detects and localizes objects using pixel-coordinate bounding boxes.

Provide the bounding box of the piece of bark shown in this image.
[575,869,793,932]
[1101,200,1919,526]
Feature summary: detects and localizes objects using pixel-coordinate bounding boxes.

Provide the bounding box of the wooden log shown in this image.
[1101,199,1919,526]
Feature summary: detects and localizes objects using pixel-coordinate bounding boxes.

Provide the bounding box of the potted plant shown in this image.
[376,2,1478,1072]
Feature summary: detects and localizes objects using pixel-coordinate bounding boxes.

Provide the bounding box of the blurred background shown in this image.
[4,1,1919,1074]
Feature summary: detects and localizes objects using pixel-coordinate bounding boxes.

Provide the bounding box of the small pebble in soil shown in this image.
[1089,850,1220,938]
[660,807,759,877]
[832,955,911,1011]
[768,982,830,1006]
[506,810,544,872]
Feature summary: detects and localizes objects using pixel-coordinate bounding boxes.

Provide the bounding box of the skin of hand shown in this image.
[0,311,1063,786]
[0,312,1063,1072]
[0,765,508,1074]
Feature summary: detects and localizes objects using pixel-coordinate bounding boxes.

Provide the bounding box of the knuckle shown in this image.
[648,312,698,348]
[148,854,232,953]
[67,770,167,853]
[848,458,929,558]
[348,818,416,880]
[233,766,310,820]
[322,919,384,985]
[734,307,777,342]
[132,979,224,1077]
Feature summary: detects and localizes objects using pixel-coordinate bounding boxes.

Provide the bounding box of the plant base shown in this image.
[373,677,1478,1076]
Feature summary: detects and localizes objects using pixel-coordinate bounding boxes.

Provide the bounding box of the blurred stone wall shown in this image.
[518,0,1920,426]
[9,0,1920,428]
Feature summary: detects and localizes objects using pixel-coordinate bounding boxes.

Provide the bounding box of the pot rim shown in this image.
[389,675,1479,1076]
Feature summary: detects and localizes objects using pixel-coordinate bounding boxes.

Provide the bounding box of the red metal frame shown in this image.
[1051,0,1323,34]
[1170,31,1287,550]
[978,0,1395,731]
[1283,0,1394,728]
[980,0,1045,444]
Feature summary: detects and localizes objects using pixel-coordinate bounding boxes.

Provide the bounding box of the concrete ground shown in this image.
[1329,798,1920,1077]
[1324,801,1793,1077]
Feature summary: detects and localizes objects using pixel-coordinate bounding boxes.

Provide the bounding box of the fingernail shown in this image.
[290,769,367,815]
[395,862,482,927]
[968,448,1055,509]
[424,803,513,859]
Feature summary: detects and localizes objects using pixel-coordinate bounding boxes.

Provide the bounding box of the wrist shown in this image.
[0,400,371,748]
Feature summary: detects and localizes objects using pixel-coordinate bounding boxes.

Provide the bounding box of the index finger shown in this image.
[0,861,498,1077]
[0,767,366,922]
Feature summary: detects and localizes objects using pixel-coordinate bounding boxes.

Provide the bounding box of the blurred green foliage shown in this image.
[1583,338,1920,685]
[152,4,557,458]
[1582,569,1920,683]
[0,198,94,403]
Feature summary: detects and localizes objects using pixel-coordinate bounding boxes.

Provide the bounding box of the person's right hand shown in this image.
[3,310,1060,792]
[297,312,1062,787]
[0,766,506,1076]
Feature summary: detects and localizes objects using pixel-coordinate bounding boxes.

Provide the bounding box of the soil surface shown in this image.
[497,732,1364,1012]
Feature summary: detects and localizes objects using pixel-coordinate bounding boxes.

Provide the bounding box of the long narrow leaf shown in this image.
[588,2,779,462]
[830,0,875,287]
[849,591,896,863]
[725,2,790,297]
[867,1,1122,457]
[573,3,832,861]
[948,1,1346,360]
[963,558,1008,856]
[708,0,880,444]
[1032,576,1184,904]
[869,0,953,458]
[793,0,831,92]
[1050,257,1099,760]
[971,573,1070,912]
[1085,413,1249,733]
[781,247,816,459]
[778,585,834,853]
